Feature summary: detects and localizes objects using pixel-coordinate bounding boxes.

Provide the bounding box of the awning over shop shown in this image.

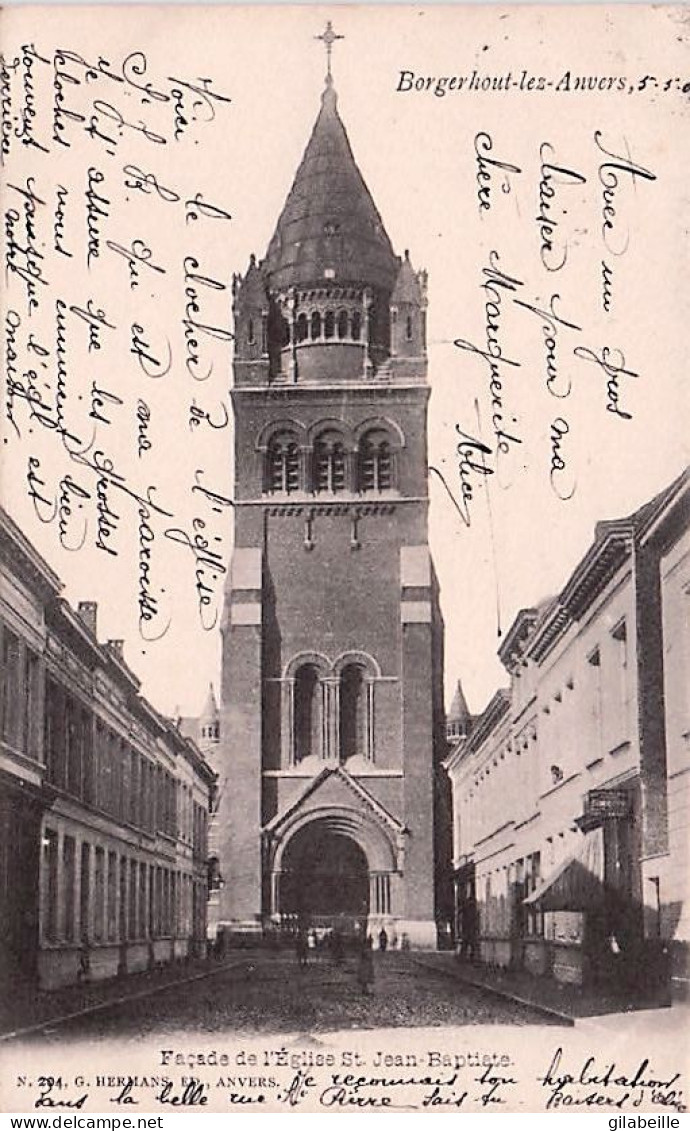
[523,827,605,912]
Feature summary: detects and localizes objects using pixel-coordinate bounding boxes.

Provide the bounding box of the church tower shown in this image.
[218,29,447,948]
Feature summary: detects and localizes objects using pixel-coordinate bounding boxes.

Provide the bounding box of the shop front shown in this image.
[524,784,645,989]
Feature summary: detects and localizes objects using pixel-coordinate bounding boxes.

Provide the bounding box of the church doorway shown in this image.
[280,821,369,930]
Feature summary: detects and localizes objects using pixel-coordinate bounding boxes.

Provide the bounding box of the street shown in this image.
[10,951,557,1041]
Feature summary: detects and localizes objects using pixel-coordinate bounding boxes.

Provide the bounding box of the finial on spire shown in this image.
[315,20,344,85]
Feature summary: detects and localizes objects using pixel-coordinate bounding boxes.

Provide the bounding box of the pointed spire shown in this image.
[391,250,423,305]
[448,679,471,726]
[235,253,266,307]
[200,682,219,724]
[263,85,397,292]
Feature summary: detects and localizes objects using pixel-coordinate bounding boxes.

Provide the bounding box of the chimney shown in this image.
[108,639,124,658]
[77,601,98,637]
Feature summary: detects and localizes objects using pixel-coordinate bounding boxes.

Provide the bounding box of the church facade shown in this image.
[216,55,447,948]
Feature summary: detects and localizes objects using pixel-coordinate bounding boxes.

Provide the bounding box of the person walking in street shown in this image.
[331,928,344,966]
[460,898,478,962]
[295,929,308,969]
[357,935,375,995]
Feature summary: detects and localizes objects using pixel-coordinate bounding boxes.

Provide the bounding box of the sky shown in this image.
[3,5,688,720]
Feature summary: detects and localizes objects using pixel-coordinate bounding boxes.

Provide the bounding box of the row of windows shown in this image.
[1,629,40,755]
[243,307,417,350]
[290,309,362,345]
[45,677,181,838]
[41,675,209,853]
[1,628,209,852]
[43,830,207,946]
[459,617,632,842]
[266,429,393,495]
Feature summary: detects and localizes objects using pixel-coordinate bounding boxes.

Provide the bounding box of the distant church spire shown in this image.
[198,682,219,751]
[201,682,218,723]
[447,679,472,742]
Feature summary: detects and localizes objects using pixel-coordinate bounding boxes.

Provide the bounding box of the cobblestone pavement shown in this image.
[16,951,559,1040]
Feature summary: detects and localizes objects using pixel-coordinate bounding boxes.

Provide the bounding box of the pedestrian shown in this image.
[460,898,478,962]
[295,929,308,969]
[378,927,388,953]
[466,898,479,962]
[77,941,91,983]
[331,928,344,966]
[357,935,375,995]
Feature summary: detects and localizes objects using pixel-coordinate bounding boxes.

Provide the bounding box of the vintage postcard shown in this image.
[0,3,688,1115]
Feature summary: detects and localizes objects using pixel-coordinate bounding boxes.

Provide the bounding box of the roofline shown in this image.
[455,687,511,761]
[638,466,690,547]
[524,525,632,665]
[51,599,105,665]
[163,721,216,785]
[497,470,690,671]
[1,507,215,787]
[0,507,63,599]
[497,606,539,671]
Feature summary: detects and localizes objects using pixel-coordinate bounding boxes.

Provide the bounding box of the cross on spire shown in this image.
[315,20,344,84]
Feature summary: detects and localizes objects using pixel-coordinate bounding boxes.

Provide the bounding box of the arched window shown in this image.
[351,311,362,341]
[406,313,413,341]
[324,310,335,339]
[294,664,320,762]
[313,431,346,494]
[337,310,348,339]
[247,318,255,345]
[310,311,322,340]
[357,430,393,492]
[281,318,291,347]
[296,313,308,343]
[339,664,366,763]
[266,432,300,494]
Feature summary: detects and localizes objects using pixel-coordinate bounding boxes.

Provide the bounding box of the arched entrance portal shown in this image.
[280,821,369,928]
